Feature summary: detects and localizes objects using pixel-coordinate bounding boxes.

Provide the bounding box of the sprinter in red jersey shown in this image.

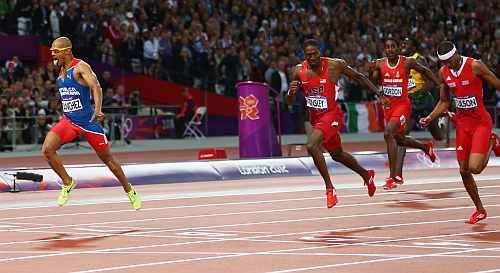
[286,39,386,208]
[370,38,440,190]
[420,41,500,224]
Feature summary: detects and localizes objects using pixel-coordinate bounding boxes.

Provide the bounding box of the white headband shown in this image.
[437,45,456,61]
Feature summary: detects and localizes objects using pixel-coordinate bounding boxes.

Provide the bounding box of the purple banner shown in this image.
[0,35,39,61]
[237,81,281,158]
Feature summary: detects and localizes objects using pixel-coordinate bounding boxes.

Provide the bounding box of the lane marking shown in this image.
[1,214,499,263]
[3,175,500,210]
[1,201,500,247]
[4,192,500,233]
[68,234,500,273]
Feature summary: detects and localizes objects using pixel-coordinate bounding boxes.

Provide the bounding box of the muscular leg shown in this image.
[458,160,485,213]
[395,146,406,179]
[329,146,368,181]
[306,129,332,189]
[394,118,413,179]
[384,121,401,178]
[41,132,72,186]
[394,134,428,152]
[96,148,132,192]
[468,137,495,174]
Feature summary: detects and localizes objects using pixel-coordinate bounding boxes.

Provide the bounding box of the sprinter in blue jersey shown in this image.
[42,37,141,210]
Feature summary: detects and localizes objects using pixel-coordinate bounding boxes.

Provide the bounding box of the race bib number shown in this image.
[408,78,416,89]
[455,96,478,109]
[306,96,328,109]
[62,98,83,112]
[383,86,403,97]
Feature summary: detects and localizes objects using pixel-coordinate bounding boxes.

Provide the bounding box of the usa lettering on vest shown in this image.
[455,96,478,109]
[383,86,403,97]
[306,96,328,109]
[59,87,81,96]
[310,86,324,95]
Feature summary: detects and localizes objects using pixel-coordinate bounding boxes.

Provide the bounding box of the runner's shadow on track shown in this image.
[466,224,500,242]
[34,230,140,250]
[384,191,457,210]
[299,227,382,245]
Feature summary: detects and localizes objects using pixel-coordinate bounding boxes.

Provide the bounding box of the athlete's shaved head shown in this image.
[50,37,74,67]
[51,36,73,50]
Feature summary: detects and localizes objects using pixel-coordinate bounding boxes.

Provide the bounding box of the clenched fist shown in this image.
[287,80,300,96]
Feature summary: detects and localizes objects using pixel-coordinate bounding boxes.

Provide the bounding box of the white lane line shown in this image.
[0,250,413,258]
[2,183,500,223]
[470,269,500,273]
[433,239,500,245]
[68,246,490,273]
[197,229,271,234]
[263,245,500,273]
[68,234,500,273]
[1,200,500,247]
[3,174,500,210]
[1,213,499,264]
[4,191,500,233]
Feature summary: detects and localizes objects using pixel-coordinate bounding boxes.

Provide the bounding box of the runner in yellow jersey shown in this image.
[393,37,446,185]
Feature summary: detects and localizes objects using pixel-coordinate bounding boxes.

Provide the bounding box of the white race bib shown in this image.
[62,98,83,112]
[455,96,478,109]
[408,78,416,89]
[306,96,328,109]
[383,86,403,97]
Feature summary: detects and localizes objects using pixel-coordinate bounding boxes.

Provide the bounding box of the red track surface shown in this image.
[1,167,499,273]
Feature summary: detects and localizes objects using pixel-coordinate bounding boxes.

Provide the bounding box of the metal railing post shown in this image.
[11,113,16,151]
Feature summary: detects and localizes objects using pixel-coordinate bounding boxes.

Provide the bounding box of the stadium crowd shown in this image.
[0,0,499,146]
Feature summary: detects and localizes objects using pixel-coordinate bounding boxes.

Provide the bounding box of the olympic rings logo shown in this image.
[122,118,133,138]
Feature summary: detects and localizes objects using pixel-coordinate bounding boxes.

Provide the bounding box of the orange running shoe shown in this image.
[326,188,338,208]
[467,210,487,224]
[425,141,436,162]
[364,169,376,197]
[383,177,397,190]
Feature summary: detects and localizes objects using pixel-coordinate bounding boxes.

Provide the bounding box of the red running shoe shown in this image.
[490,133,500,157]
[326,188,338,208]
[467,210,487,224]
[383,177,397,190]
[394,175,404,185]
[364,169,376,197]
[425,141,436,162]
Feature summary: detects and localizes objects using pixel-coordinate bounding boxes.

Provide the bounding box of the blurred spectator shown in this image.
[142,28,159,76]
[99,71,113,93]
[218,46,240,96]
[0,0,498,143]
[5,56,23,83]
[128,89,141,115]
